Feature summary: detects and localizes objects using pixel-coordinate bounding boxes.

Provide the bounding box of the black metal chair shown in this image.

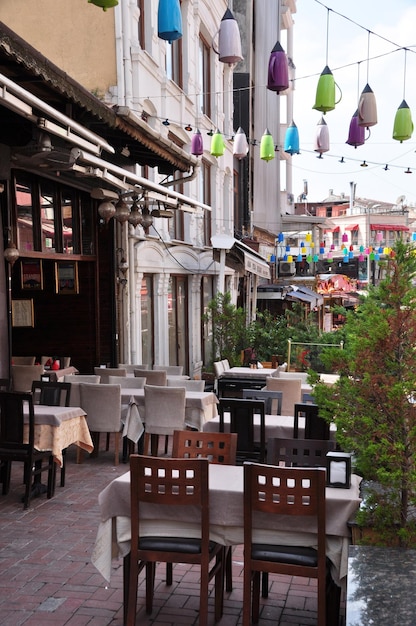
[242,389,282,415]
[31,381,71,486]
[267,437,336,467]
[0,391,56,509]
[293,402,330,440]
[218,398,266,464]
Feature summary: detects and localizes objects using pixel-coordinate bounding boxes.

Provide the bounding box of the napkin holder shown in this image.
[326,451,352,488]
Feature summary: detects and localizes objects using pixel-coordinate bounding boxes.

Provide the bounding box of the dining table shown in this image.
[120,387,219,433]
[203,412,336,442]
[92,464,361,589]
[28,404,94,467]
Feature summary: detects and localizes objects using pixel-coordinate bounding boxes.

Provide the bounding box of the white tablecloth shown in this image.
[92,464,361,587]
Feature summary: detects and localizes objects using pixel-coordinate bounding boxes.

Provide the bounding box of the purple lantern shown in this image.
[346,110,365,148]
[191,129,204,156]
[267,41,289,93]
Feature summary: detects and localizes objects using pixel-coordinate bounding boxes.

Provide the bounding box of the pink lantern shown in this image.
[342,233,348,243]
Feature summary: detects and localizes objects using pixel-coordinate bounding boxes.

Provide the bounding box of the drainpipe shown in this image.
[158,163,200,187]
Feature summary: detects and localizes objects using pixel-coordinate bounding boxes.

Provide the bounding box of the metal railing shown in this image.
[287,338,343,372]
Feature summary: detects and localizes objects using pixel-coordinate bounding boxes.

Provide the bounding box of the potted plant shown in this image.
[312,241,416,546]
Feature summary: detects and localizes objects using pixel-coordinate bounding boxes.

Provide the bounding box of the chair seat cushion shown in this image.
[252,543,318,567]
[139,536,218,555]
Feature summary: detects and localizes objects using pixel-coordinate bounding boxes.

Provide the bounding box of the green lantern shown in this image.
[210,129,225,157]
[393,100,413,142]
[88,0,118,10]
[260,128,275,162]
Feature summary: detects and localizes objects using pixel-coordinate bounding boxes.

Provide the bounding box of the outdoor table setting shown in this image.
[28,404,94,467]
[203,411,336,442]
[120,387,218,432]
[92,463,362,589]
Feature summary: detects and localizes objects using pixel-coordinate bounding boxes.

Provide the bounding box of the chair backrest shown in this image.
[63,375,101,406]
[172,430,238,464]
[265,377,302,415]
[11,364,44,392]
[94,367,127,384]
[130,454,210,545]
[167,378,205,392]
[119,363,149,373]
[242,389,282,415]
[79,383,121,432]
[0,390,35,449]
[266,437,336,467]
[143,384,186,436]
[244,463,326,561]
[135,369,166,386]
[153,364,183,375]
[221,359,230,371]
[218,397,266,463]
[108,375,146,388]
[294,403,330,440]
[12,356,36,365]
[276,371,309,383]
[213,361,225,378]
[31,381,71,407]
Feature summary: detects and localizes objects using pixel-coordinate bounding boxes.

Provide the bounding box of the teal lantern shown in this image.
[284,121,300,155]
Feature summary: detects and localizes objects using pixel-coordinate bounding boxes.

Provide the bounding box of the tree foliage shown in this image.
[313,241,416,542]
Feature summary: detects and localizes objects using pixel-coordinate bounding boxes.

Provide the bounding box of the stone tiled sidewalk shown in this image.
[0,443,345,625]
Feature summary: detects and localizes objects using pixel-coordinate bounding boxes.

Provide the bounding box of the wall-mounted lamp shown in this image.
[116,248,128,287]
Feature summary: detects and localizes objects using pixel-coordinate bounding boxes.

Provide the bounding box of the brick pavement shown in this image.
[0,442,345,625]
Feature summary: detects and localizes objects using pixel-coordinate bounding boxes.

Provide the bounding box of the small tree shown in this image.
[203,292,249,367]
[313,241,416,545]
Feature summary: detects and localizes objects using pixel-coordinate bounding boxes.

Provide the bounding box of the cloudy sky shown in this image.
[290,0,416,205]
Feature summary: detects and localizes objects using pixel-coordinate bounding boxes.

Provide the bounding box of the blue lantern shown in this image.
[297,253,302,262]
[278,232,284,243]
[284,121,300,155]
[158,0,182,43]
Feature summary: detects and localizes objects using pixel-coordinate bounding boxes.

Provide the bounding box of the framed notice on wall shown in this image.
[55,261,79,295]
[21,259,43,290]
[12,299,34,327]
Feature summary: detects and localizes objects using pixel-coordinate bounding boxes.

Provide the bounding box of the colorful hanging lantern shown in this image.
[285,245,291,252]
[312,66,341,114]
[343,254,349,263]
[158,0,183,43]
[307,254,313,263]
[300,242,305,248]
[284,121,299,155]
[260,128,275,162]
[191,129,204,156]
[305,233,312,243]
[297,253,302,262]
[314,117,330,157]
[217,8,243,64]
[210,129,225,157]
[358,253,365,262]
[358,83,377,128]
[233,127,249,159]
[88,0,118,10]
[342,233,348,243]
[278,232,284,243]
[384,247,390,255]
[313,254,319,262]
[370,251,375,261]
[287,255,293,263]
[319,245,325,254]
[283,254,288,261]
[393,100,414,142]
[349,251,354,259]
[330,243,335,250]
[267,41,289,93]
[346,109,365,148]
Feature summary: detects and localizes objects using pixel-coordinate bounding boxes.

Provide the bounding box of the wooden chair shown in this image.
[172,430,237,591]
[11,364,44,392]
[143,384,186,456]
[153,364,183,375]
[218,398,266,464]
[108,375,146,388]
[134,369,166,386]
[167,378,205,392]
[79,383,122,465]
[94,367,126,384]
[31,381,71,487]
[124,455,225,626]
[0,391,56,509]
[294,403,330,440]
[265,377,302,415]
[267,437,336,467]
[243,464,327,626]
[242,389,282,415]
